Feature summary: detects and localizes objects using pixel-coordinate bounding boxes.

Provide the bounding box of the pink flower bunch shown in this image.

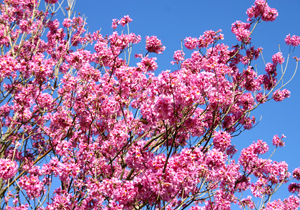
[45,192,73,209]
[256,92,268,104]
[137,56,158,72]
[241,46,262,65]
[247,0,278,22]
[213,131,231,152]
[62,18,72,28]
[47,19,60,32]
[111,15,133,29]
[288,183,300,194]
[265,196,300,210]
[273,89,291,102]
[285,34,300,47]
[272,52,285,65]
[239,140,269,172]
[293,168,300,181]
[241,66,262,92]
[0,159,18,180]
[239,196,255,209]
[119,15,132,27]
[198,29,224,48]
[171,50,185,65]
[272,134,286,147]
[0,55,19,79]
[183,30,223,50]
[19,175,44,198]
[145,36,166,54]
[184,37,198,50]
[231,21,251,43]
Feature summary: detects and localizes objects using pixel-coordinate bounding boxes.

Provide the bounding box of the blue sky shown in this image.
[56,0,300,206]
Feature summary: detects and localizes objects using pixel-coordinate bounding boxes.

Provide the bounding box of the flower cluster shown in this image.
[184,30,223,50]
[213,131,232,152]
[272,52,285,65]
[273,89,291,102]
[0,159,18,180]
[272,134,286,147]
[246,0,278,22]
[111,15,133,29]
[137,56,158,72]
[171,50,185,65]
[231,21,251,43]
[145,36,166,54]
[285,34,300,47]
[19,175,44,198]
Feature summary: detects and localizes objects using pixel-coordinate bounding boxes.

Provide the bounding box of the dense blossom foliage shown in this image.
[0,0,299,209]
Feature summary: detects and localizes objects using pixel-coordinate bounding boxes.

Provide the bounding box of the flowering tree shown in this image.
[0,0,300,209]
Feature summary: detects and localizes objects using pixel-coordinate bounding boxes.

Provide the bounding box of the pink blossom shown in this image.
[111,19,119,29]
[288,183,300,194]
[293,168,300,180]
[247,0,278,22]
[62,18,72,28]
[272,52,284,64]
[184,37,198,50]
[137,56,158,72]
[119,15,132,27]
[239,196,255,209]
[226,145,238,158]
[0,159,18,180]
[171,50,185,65]
[198,29,223,48]
[256,92,268,104]
[213,131,231,152]
[145,36,166,54]
[272,134,286,147]
[273,89,291,102]
[231,21,251,43]
[285,34,300,47]
[19,175,44,198]
[265,196,300,210]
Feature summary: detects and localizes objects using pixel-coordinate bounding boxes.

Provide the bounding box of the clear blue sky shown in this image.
[58,0,300,206]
